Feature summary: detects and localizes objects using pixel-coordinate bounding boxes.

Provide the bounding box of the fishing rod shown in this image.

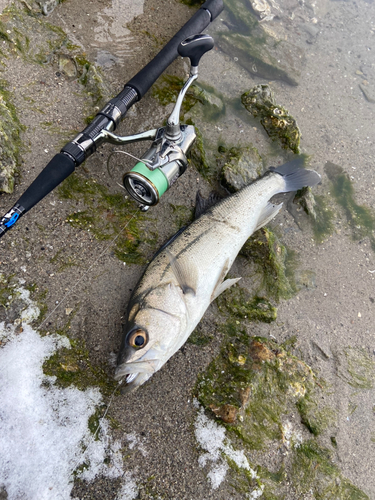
[0,0,224,238]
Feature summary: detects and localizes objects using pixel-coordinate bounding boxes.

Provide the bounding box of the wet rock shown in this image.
[196,334,317,442]
[249,0,275,21]
[0,4,67,64]
[291,187,335,243]
[217,32,304,86]
[294,186,317,219]
[241,84,301,153]
[0,82,23,194]
[301,23,320,44]
[78,62,111,107]
[58,54,78,79]
[189,83,225,121]
[220,145,263,193]
[359,83,375,103]
[240,227,297,301]
[36,0,60,16]
[194,331,360,496]
[295,269,316,290]
[324,161,375,249]
[217,287,278,323]
[188,121,215,179]
[224,0,259,31]
[210,403,238,424]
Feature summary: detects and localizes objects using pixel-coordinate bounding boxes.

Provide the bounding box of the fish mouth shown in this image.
[115,359,158,391]
[125,373,138,384]
[117,371,152,393]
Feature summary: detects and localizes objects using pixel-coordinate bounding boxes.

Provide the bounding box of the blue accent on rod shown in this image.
[4,213,20,228]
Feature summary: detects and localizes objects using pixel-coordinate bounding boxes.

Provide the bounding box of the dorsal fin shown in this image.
[195,190,224,219]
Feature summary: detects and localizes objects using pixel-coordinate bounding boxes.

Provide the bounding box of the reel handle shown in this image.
[178,34,214,70]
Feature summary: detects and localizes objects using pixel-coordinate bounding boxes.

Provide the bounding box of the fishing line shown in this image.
[107,149,153,187]
[37,212,135,497]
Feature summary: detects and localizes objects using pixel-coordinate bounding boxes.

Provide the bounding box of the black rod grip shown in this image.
[202,0,224,20]
[17,153,75,213]
[126,0,224,99]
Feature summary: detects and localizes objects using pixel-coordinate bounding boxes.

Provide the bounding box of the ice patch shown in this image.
[126,432,148,457]
[0,285,135,499]
[194,401,260,492]
[116,471,139,500]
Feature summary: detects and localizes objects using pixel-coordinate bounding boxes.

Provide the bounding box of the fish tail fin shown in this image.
[269,157,321,193]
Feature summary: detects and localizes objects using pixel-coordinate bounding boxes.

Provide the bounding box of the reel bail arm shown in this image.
[121,34,215,209]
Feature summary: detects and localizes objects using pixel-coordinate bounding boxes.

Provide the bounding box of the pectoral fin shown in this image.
[210,257,241,302]
[211,277,241,302]
[166,249,197,296]
[254,202,283,232]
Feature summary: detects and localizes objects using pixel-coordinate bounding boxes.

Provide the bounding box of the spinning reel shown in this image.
[103,34,214,210]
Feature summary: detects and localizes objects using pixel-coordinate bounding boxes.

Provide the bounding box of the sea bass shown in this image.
[115,158,320,391]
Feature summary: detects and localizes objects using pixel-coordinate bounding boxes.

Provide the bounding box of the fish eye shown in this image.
[128,329,148,349]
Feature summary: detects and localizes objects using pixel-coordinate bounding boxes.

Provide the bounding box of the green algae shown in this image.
[217,287,277,323]
[43,336,119,397]
[187,118,218,180]
[57,172,156,265]
[336,346,375,390]
[296,395,336,436]
[87,404,108,440]
[325,162,375,250]
[219,144,263,193]
[215,0,304,86]
[0,3,67,64]
[49,248,78,272]
[0,273,16,309]
[240,227,298,302]
[187,325,213,346]
[169,203,194,230]
[196,327,317,444]
[0,79,24,194]
[241,84,301,153]
[152,75,200,118]
[293,188,336,243]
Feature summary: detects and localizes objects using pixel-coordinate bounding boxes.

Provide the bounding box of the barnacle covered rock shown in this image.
[241,84,301,153]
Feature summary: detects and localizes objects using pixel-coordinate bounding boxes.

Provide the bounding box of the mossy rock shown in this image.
[325,161,375,250]
[217,287,277,323]
[195,327,367,498]
[58,173,157,265]
[241,84,301,153]
[43,336,119,397]
[0,3,67,64]
[293,187,335,243]
[220,145,263,193]
[240,227,297,301]
[153,75,225,122]
[196,332,317,447]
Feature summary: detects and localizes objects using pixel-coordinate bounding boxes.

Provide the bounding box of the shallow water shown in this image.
[0,0,375,498]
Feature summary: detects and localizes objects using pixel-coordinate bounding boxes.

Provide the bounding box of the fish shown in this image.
[115,157,321,391]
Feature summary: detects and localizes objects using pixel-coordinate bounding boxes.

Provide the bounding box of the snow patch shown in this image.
[116,471,139,500]
[194,402,259,491]
[0,285,135,499]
